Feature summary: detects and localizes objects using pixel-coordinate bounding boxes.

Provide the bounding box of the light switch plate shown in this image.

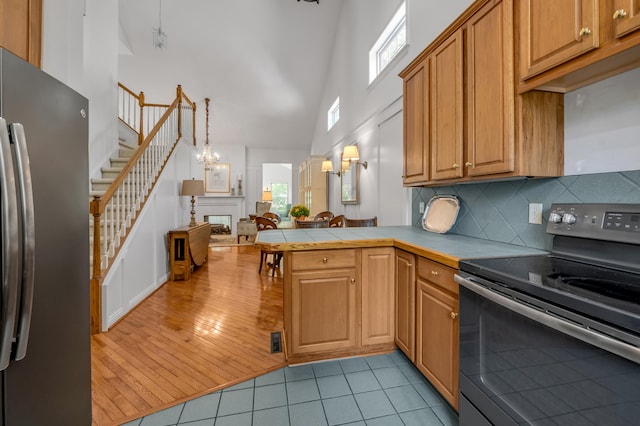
[529,203,543,224]
[419,201,425,213]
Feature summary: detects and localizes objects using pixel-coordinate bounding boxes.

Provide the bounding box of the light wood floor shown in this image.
[90,245,286,426]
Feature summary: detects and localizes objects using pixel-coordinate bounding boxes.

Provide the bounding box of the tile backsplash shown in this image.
[412,170,640,250]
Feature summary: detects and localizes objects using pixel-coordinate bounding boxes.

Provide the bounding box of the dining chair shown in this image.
[255,216,283,276]
[345,217,378,227]
[329,215,345,228]
[263,211,281,224]
[314,211,334,221]
[295,219,329,229]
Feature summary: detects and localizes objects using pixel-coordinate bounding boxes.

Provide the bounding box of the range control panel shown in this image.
[547,203,640,244]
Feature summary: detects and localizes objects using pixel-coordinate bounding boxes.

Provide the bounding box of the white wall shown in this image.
[42,0,120,180]
[564,67,640,175]
[310,0,473,224]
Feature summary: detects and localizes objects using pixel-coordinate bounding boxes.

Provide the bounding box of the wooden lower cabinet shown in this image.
[291,268,357,354]
[416,258,460,410]
[394,249,416,361]
[361,247,395,346]
[285,248,395,362]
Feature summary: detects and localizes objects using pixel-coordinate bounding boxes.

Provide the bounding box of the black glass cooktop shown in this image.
[459,255,640,336]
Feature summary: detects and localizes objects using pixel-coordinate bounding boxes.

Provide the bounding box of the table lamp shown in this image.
[181,179,205,226]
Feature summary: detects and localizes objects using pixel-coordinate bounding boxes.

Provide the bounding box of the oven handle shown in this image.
[455,274,640,365]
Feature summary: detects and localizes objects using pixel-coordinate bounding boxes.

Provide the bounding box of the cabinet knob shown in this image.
[431,270,439,276]
[407,263,413,267]
[465,162,473,167]
[578,27,592,37]
[351,278,356,284]
[322,257,328,263]
[452,163,460,169]
[613,9,628,19]
[450,312,459,320]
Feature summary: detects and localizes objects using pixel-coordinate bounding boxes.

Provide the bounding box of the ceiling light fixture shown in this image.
[298,0,319,4]
[152,0,168,50]
[196,98,220,164]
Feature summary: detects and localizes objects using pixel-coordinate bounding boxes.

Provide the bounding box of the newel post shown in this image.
[90,196,102,334]
[138,91,145,145]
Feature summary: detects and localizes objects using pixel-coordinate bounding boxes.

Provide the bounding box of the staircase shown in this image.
[89,141,137,272]
[89,83,196,333]
[90,141,137,195]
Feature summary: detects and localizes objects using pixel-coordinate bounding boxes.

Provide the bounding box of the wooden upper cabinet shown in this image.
[614,0,640,37]
[466,0,515,177]
[400,0,564,186]
[0,0,42,67]
[430,29,464,181]
[519,0,599,80]
[517,0,640,92]
[402,61,430,185]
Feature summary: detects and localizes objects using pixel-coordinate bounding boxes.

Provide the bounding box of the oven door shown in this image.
[456,274,640,426]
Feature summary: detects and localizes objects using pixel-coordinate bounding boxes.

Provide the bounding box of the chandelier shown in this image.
[196,98,220,164]
[152,0,168,50]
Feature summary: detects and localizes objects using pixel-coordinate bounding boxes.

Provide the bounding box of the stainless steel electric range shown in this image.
[455,203,640,426]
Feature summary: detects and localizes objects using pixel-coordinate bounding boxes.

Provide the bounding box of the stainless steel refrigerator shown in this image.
[0,49,91,425]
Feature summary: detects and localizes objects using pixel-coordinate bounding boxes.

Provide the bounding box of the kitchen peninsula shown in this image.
[255,226,545,409]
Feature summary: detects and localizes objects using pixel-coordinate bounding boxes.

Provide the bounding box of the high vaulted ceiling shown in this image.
[118,0,343,150]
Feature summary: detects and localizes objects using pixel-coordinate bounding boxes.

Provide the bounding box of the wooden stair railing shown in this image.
[90,84,196,333]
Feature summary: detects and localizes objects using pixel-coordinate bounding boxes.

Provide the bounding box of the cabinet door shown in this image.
[402,60,430,185]
[519,0,599,80]
[291,268,357,354]
[0,0,42,67]
[361,248,395,346]
[614,0,640,38]
[394,250,415,361]
[466,0,515,177]
[416,278,459,410]
[430,29,464,181]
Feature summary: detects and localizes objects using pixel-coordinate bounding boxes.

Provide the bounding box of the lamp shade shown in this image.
[321,160,334,172]
[342,145,360,161]
[181,179,204,196]
[262,189,273,201]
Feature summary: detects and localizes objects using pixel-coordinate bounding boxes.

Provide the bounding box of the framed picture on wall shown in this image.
[205,162,230,193]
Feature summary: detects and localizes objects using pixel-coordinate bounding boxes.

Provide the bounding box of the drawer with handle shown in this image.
[291,249,357,271]
[417,257,458,294]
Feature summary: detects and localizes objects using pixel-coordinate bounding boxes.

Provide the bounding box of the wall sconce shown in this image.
[342,145,368,169]
[261,187,273,201]
[181,178,205,227]
[321,160,342,177]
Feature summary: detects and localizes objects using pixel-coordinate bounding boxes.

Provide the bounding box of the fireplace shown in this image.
[197,196,245,234]
[204,215,232,235]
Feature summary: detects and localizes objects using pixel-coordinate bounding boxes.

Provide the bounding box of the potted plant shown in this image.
[290,204,310,221]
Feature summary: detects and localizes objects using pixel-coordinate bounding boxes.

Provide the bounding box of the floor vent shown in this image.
[270,332,282,353]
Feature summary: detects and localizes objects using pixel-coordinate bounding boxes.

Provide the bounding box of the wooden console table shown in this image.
[168,222,210,280]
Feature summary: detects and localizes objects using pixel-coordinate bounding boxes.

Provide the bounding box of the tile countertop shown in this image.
[254,226,547,269]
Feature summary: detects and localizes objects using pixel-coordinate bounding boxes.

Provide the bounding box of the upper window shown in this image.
[327,96,340,131]
[369,2,406,84]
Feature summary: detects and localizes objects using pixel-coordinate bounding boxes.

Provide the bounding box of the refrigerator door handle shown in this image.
[10,124,35,361]
[0,118,21,370]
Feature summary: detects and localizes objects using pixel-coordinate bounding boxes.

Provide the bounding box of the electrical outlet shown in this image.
[529,203,543,225]
[419,201,425,213]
